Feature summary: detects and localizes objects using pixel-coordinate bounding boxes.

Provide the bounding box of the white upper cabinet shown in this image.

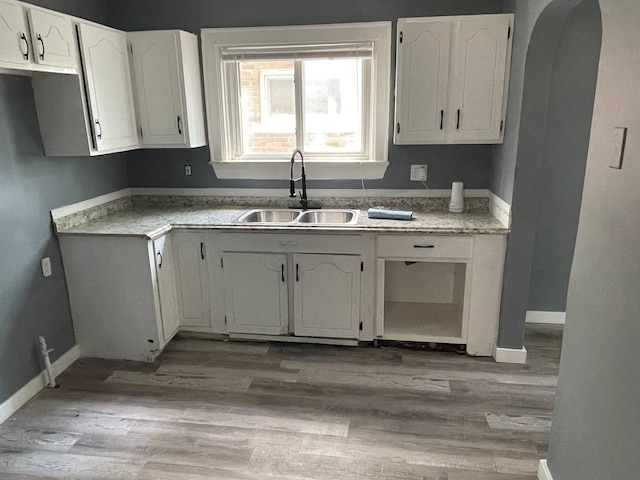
[394,14,513,145]
[449,15,511,143]
[0,0,30,66]
[394,19,451,144]
[129,30,206,148]
[0,1,78,73]
[77,22,139,152]
[26,6,77,70]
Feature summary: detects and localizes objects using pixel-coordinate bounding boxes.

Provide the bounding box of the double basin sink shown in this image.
[236,208,359,226]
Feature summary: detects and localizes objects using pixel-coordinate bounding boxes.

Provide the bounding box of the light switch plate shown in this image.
[608,127,627,169]
[41,257,52,278]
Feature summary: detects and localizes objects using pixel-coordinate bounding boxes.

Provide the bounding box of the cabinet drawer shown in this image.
[220,233,362,254]
[377,235,473,259]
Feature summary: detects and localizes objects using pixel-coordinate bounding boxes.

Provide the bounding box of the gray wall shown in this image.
[0,1,129,404]
[496,0,600,348]
[527,0,600,312]
[108,0,506,190]
[547,0,640,477]
[491,0,554,204]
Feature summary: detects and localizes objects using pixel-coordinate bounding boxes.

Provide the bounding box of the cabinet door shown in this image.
[0,0,29,66]
[27,7,76,69]
[223,253,288,335]
[449,15,511,143]
[173,233,211,330]
[293,254,361,339]
[130,31,186,146]
[394,18,452,144]
[77,23,138,152]
[154,235,179,344]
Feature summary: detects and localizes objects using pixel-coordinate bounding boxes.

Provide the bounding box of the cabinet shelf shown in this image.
[383,301,463,343]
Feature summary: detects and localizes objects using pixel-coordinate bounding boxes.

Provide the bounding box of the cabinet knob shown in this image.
[37,34,45,60]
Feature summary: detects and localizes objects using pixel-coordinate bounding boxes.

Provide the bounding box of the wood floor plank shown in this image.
[0,426,82,453]
[485,413,553,432]
[177,406,350,437]
[0,450,143,479]
[104,370,252,391]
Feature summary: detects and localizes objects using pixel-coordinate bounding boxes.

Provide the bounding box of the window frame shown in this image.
[201,22,391,180]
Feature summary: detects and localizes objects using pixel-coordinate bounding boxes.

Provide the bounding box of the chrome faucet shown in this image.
[289,148,309,210]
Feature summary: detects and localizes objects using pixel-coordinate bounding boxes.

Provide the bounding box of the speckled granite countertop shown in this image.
[54,195,508,239]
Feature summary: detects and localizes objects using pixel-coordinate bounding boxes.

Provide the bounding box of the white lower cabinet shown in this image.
[293,254,361,339]
[58,233,178,362]
[220,233,363,340]
[59,228,505,361]
[154,234,180,344]
[375,234,506,356]
[172,231,212,332]
[223,253,289,335]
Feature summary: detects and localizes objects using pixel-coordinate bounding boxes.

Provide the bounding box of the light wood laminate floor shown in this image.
[0,324,562,479]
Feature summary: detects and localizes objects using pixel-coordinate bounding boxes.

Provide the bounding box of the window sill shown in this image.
[210,160,388,180]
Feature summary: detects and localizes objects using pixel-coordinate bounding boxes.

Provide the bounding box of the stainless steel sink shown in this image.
[236,209,300,223]
[297,209,359,225]
[236,208,359,225]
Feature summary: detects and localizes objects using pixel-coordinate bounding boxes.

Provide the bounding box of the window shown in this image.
[202,23,391,180]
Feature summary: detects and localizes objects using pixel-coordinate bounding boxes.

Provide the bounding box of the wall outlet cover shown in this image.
[41,257,52,278]
[410,165,428,182]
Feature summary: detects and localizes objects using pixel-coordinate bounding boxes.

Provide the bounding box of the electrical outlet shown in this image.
[41,257,52,278]
[410,165,427,182]
[185,165,192,176]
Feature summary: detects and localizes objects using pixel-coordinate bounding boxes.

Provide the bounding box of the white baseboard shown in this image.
[0,345,80,425]
[488,191,511,228]
[51,188,131,220]
[526,311,566,325]
[494,346,528,364]
[538,459,553,480]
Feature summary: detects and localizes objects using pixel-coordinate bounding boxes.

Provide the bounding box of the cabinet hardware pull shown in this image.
[177,116,182,134]
[413,245,435,249]
[296,264,299,282]
[37,34,45,60]
[95,119,102,140]
[456,109,461,129]
[200,242,205,259]
[281,264,285,282]
[157,251,163,268]
[440,110,444,130]
[20,33,29,60]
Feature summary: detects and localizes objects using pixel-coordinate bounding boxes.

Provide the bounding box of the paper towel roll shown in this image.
[449,181,464,213]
